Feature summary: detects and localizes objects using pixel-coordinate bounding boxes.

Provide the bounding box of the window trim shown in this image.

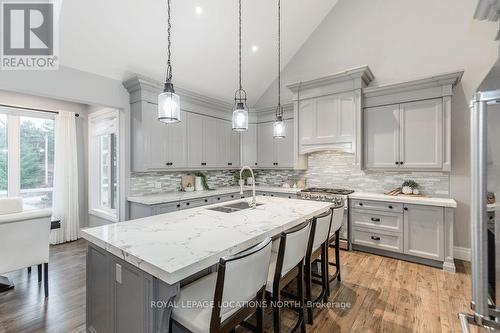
[88,109,119,222]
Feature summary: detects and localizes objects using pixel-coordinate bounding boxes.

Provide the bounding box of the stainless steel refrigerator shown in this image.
[462,57,500,331]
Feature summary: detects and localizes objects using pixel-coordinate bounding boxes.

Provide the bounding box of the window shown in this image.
[89,109,119,221]
[0,107,55,210]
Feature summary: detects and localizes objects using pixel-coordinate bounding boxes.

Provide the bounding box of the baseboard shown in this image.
[454,246,471,261]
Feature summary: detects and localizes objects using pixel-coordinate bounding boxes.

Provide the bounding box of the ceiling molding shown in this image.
[251,102,293,115]
[286,66,375,94]
[123,74,233,112]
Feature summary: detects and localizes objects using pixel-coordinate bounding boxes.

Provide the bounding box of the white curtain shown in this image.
[50,111,80,244]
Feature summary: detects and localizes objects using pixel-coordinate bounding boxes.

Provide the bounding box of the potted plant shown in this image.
[195,172,211,191]
[234,170,253,186]
[402,180,420,195]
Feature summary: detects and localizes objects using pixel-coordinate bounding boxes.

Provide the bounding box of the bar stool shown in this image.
[327,204,344,291]
[171,237,273,333]
[266,220,311,333]
[304,209,333,325]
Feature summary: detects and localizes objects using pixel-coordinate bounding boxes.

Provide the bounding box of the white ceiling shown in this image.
[58,0,338,106]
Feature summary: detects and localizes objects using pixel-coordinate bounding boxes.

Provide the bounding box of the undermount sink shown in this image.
[206,201,263,213]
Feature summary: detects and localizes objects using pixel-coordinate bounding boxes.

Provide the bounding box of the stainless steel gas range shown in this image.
[298,187,354,250]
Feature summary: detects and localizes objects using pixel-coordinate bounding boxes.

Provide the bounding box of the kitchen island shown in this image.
[81,196,333,333]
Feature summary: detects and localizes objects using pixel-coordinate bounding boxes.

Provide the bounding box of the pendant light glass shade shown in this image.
[158,0,180,124]
[158,84,180,123]
[232,102,248,131]
[273,116,285,138]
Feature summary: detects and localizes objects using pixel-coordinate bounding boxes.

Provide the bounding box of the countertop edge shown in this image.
[348,192,457,208]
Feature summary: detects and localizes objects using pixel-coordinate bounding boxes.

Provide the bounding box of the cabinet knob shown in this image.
[395,161,400,165]
[371,217,381,222]
[231,195,234,198]
[388,205,393,209]
[404,207,408,211]
[255,163,258,166]
[400,161,404,165]
[204,199,208,203]
[217,197,221,200]
[186,202,190,206]
[371,236,381,241]
[359,202,363,206]
[176,204,180,208]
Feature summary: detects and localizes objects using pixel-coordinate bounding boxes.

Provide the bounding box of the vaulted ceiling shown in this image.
[58,0,338,106]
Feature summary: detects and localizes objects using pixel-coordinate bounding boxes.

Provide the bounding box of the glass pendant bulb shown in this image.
[232,102,248,131]
[273,116,285,138]
[158,82,180,123]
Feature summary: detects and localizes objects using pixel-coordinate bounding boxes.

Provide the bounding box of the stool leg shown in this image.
[304,261,313,325]
[322,244,329,302]
[43,263,48,298]
[37,264,42,283]
[273,297,281,333]
[256,291,264,333]
[27,267,31,274]
[297,263,306,333]
[335,231,341,282]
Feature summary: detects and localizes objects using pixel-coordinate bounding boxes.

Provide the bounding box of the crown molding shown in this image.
[286,65,374,94]
[251,102,293,115]
[362,71,464,108]
[363,71,463,98]
[123,74,233,112]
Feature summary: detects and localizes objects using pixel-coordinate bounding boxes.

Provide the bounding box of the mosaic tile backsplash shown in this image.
[130,151,450,197]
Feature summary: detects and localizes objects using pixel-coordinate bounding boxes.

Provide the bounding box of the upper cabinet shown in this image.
[124,75,240,172]
[365,99,443,170]
[256,119,294,168]
[363,71,463,172]
[287,66,375,169]
[241,123,257,167]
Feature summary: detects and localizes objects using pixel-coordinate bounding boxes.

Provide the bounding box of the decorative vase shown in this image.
[402,186,413,195]
[195,177,203,191]
[412,188,420,195]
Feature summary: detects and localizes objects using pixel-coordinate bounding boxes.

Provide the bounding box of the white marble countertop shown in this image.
[81,196,331,285]
[349,192,457,208]
[127,186,301,205]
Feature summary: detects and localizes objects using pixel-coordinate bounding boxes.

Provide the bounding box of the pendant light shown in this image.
[158,0,180,123]
[232,0,249,131]
[273,0,285,138]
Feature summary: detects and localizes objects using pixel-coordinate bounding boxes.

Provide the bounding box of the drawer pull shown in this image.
[176,204,180,208]
[228,162,232,166]
[204,199,208,203]
[404,207,408,211]
[371,218,381,222]
[186,202,190,206]
[371,236,381,241]
[388,205,393,209]
[358,202,363,206]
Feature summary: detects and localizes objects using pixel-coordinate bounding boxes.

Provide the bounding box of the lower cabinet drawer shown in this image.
[351,210,403,233]
[352,228,403,253]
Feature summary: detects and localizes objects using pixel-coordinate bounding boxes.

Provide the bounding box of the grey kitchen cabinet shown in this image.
[364,104,400,169]
[403,204,444,261]
[364,98,443,170]
[399,99,443,169]
[186,113,219,168]
[216,120,241,168]
[350,198,454,271]
[86,243,179,333]
[242,123,258,167]
[257,120,294,168]
[129,100,187,171]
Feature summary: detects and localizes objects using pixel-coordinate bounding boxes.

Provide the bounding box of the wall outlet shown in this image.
[154,182,162,189]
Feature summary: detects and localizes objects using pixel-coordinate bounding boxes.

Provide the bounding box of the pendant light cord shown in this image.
[166,0,173,83]
[238,0,243,94]
[276,0,282,119]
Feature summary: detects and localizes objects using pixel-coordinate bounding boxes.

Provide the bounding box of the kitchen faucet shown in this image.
[239,166,256,208]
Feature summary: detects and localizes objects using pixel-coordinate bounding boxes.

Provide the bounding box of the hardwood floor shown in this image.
[0,239,481,333]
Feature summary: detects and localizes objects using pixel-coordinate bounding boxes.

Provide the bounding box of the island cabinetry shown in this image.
[86,243,178,333]
[350,198,455,272]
